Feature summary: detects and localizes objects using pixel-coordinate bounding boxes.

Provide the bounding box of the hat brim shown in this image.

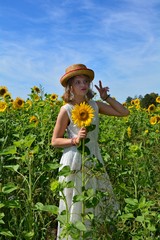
[60,68,94,87]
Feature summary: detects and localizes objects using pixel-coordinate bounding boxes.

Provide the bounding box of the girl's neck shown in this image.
[71,96,88,105]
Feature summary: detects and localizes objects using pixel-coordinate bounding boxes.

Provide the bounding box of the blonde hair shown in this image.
[62,75,95,103]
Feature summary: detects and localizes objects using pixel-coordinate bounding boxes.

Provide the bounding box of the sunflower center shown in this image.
[79,110,89,120]
[18,100,23,105]
[0,89,6,95]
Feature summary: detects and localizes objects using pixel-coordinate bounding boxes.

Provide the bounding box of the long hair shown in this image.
[62,75,95,103]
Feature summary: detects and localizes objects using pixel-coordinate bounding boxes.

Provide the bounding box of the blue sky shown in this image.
[1,0,160,102]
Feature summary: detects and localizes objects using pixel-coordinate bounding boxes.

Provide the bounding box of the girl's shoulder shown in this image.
[62,103,73,111]
[61,103,73,118]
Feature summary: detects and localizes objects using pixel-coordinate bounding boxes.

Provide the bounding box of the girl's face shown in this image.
[71,75,90,97]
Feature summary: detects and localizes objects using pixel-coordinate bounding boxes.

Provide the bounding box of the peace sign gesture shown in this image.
[95,80,110,100]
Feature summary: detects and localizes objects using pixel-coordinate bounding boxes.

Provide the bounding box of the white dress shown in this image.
[57,100,119,240]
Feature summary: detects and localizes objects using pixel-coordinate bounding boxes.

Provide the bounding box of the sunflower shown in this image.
[127,126,132,138]
[29,116,38,125]
[156,116,160,123]
[71,102,94,128]
[0,101,7,112]
[128,105,133,110]
[50,93,58,101]
[156,96,160,103]
[25,100,32,110]
[0,86,8,97]
[3,92,12,100]
[34,94,40,101]
[134,98,140,106]
[147,104,156,113]
[33,86,40,93]
[136,105,141,110]
[149,116,157,125]
[12,97,24,109]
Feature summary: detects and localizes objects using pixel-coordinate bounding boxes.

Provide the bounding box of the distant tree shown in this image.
[141,92,158,108]
[138,95,143,100]
[126,96,133,104]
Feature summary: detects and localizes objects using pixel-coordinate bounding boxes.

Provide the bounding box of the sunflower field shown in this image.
[0,86,160,240]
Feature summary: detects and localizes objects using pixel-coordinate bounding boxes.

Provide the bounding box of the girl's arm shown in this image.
[51,106,87,148]
[96,97,129,116]
[51,106,71,148]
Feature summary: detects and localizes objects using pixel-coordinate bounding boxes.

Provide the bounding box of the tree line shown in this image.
[126,92,159,108]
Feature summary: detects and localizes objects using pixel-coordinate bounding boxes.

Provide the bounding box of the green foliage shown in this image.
[0,87,160,239]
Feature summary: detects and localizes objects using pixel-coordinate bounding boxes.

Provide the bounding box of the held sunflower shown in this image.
[71,102,94,128]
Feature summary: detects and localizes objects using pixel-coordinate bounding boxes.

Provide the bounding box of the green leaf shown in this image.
[32,145,39,154]
[135,215,144,222]
[0,212,5,224]
[3,164,20,172]
[86,124,96,132]
[65,181,74,188]
[58,166,71,176]
[45,162,61,170]
[35,202,58,215]
[57,214,67,224]
[5,200,20,209]
[0,220,5,224]
[0,204,5,209]
[13,134,36,149]
[84,138,90,144]
[24,134,36,148]
[0,145,17,155]
[75,221,87,231]
[73,194,85,203]
[59,180,74,190]
[147,223,156,232]
[50,180,59,191]
[0,229,14,237]
[125,198,138,206]
[23,231,34,239]
[85,213,94,220]
[2,183,18,194]
[120,213,134,221]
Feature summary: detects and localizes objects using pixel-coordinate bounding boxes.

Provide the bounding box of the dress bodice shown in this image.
[61,100,102,163]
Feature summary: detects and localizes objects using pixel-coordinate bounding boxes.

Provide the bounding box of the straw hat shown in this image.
[60,64,94,87]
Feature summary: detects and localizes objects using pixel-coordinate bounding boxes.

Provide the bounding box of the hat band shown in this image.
[61,67,91,79]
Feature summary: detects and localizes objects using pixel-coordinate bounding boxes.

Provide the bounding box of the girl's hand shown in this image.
[76,127,87,144]
[95,80,109,100]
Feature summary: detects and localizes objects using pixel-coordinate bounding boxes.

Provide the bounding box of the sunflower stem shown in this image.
[82,138,85,239]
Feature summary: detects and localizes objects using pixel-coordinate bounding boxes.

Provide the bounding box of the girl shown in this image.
[51,64,130,239]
